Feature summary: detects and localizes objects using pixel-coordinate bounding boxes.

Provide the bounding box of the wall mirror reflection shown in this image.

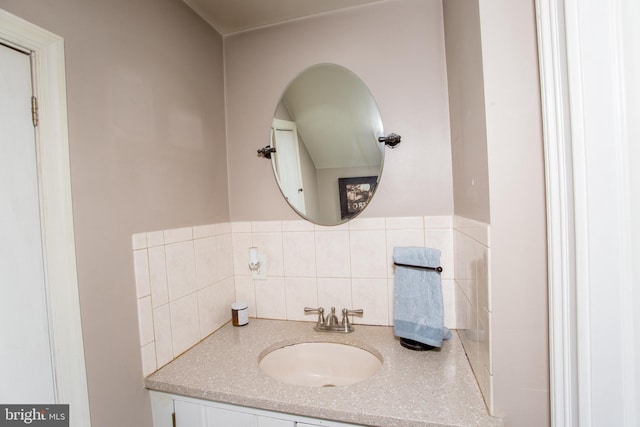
[269,63,385,226]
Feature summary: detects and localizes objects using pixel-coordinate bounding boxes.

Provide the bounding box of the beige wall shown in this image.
[0,1,227,426]
[443,0,491,224]
[479,0,550,425]
[224,0,454,222]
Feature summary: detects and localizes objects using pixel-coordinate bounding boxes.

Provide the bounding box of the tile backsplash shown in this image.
[453,216,493,414]
[133,216,457,376]
[132,224,235,376]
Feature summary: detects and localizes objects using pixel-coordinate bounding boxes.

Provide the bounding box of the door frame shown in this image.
[0,9,91,426]
[536,0,638,425]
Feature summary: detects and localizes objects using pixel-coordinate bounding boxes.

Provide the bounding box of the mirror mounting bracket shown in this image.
[378,133,402,148]
[257,145,276,159]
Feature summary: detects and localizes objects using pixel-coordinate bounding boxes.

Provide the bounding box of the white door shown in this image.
[0,43,56,402]
[271,119,306,215]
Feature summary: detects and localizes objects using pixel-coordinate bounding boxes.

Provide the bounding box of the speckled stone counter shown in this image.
[145,319,502,427]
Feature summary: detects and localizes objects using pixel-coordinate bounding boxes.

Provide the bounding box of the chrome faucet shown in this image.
[304,306,363,333]
[326,307,340,327]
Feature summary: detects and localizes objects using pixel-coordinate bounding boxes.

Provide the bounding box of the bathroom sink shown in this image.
[258,342,382,387]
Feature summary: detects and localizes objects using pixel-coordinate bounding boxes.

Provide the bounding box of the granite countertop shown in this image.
[145,319,502,427]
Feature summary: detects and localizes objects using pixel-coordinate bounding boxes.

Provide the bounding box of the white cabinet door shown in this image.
[174,400,206,427]
[150,391,363,427]
[206,406,257,427]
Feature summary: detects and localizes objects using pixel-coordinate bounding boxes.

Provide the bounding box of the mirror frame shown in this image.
[269,63,386,226]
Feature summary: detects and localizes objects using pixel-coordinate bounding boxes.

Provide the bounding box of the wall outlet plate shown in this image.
[252,255,267,280]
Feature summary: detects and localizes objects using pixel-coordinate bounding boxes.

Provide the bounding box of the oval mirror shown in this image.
[269,64,385,226]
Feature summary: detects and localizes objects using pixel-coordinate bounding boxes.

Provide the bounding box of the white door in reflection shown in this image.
[271,119,306,215]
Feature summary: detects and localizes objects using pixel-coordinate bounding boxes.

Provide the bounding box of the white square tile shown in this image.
[133,249,151,298]
[234,276,256,317]
[164,227,193,244]
[140,342,157,377]
[442,279,457,329]
[193,224,216,239]
[349,217,385,230]
[197,284,218,339]
[315,230,350,278]
[254,277,286,319]
[136,296,154,346]
[231,221,252,233]
[216,233,234,280]
[464,306,482,375]
[425,215,453,229]
[284,277,318,321]
[458,278,474,311]
[317,278,352,311]
[216,277,236,327]
[468,239,485,310]
[387,229,425,248]
[477,247,491,312]
[231,233,253,276]
[146,230,164,248]
[165,241,197,301]
[170,293,200,357]
[385,216,424,230]
[350,230,387,278]
[459,298,476,350]
[425,228,454,279]
[351,278,389,326]
[148,246,169,308]
[453,231,476,302]
[387,278,395,326]
[252,232,284,277]
[482,224,491,248]
[194,236,218,290]
[282,219,314,232]
[453,230,467,282]
[283,231,316,277]
[477,364,493,416]
[479,307,493,375]
[132,233,148,250]
[216,222,232,235]
[481,365,494,415]
[454,216,490,247]
[475,362,491,412]
[455,282,469,331]
[153,304,173,368]
[251,220,282,233]
[315,222,348,231]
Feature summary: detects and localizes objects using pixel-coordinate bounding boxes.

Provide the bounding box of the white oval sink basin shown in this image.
[259,342,382,387]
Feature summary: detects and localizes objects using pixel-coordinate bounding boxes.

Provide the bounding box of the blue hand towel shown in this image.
[393,246,451,347]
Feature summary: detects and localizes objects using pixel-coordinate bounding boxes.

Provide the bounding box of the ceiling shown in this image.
[182,0,386,35]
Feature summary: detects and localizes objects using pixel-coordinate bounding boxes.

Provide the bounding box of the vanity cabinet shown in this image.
[151,391,363,427]
[174,400,287,427]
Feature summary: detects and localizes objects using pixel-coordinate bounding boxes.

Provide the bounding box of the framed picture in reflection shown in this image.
[338,176,378,220]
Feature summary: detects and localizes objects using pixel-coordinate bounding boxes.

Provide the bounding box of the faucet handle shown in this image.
[304,307,325,327]
[341,308,363,332]
[343,308,363,316]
